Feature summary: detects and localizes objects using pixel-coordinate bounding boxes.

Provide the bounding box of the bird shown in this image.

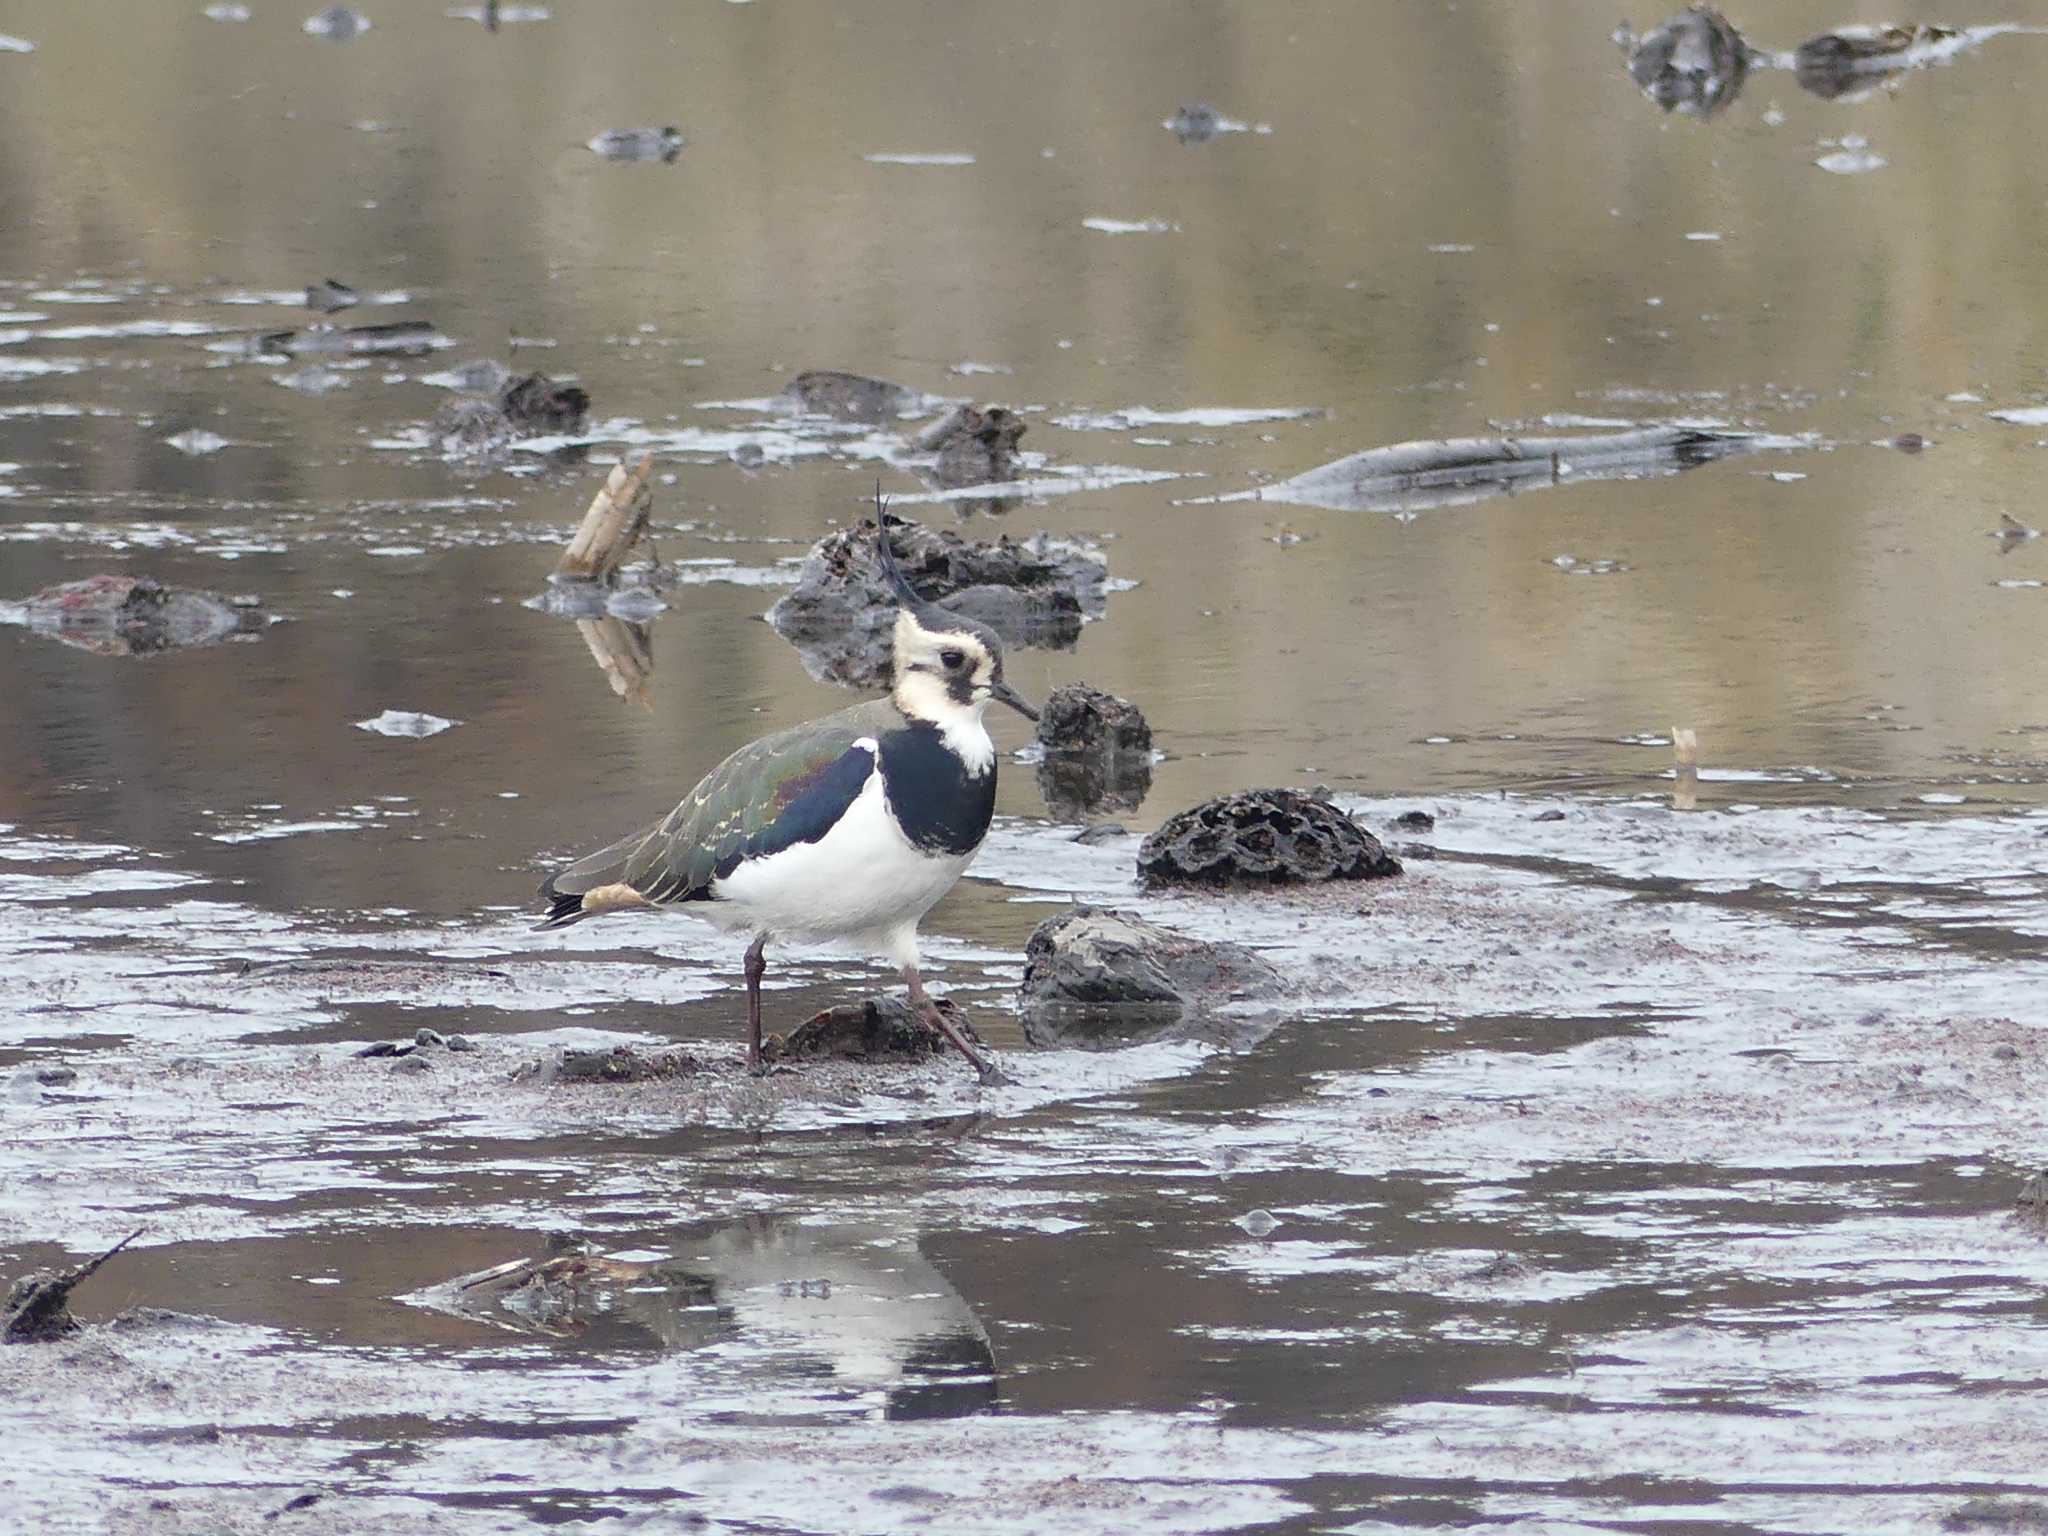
[534,513,1039,1085]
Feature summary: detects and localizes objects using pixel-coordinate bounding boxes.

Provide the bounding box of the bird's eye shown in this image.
[940,648,966,670]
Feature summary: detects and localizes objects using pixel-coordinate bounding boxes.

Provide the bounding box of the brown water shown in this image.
[5,4,2048,1533]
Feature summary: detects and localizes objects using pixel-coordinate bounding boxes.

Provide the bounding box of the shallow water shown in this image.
[3,3,2048,1532]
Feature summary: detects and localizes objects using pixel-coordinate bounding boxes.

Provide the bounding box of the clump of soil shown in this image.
[766,997,977,1065]
[1138,788,1402,886]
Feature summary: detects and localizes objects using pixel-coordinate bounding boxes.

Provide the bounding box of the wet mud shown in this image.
[8,796,2048,1532]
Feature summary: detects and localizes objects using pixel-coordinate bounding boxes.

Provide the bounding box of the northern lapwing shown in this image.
[535,515,1038,1085]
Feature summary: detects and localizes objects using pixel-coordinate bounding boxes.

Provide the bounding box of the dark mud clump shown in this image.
[12,574,265,655]
[587,127,685,163]
[766,516,1105,688]
[1034,683,1154,820]
[430,370,590,456]
[1945,1499,2048,1532]
[1620,7,1750,117]
[522,1046,715,1084]
[1019,905,1283,1046]
[783,369,920,422]
[1037,683,1151,755]
[304,277,359,313]
[765,996,977,1065]
[1138,788,1402,886]
[913,404,1027,489]
[4,1231,142,1343]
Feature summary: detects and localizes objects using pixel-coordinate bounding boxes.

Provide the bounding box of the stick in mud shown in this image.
[555,451,656,581]
[1672,726,1699,811]
[3,1228,144,1343]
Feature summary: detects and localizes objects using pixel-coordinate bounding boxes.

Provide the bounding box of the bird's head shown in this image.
[876,515,1039,727]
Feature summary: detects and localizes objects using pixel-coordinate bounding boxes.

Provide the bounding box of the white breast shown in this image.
[706,761,980,959]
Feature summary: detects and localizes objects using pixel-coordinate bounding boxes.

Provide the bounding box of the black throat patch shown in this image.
[878,721,996,855]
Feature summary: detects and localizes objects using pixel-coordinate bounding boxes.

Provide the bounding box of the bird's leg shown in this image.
[744,933,769,1074]
[902,964,1012,1088]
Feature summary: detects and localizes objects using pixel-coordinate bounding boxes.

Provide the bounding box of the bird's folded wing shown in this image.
[553,721,882,909]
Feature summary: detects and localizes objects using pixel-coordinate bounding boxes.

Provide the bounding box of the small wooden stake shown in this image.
[555,451,655,581]
[1672,726,1699,811]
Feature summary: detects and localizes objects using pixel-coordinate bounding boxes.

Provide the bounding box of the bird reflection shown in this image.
[416,1214,998,1421]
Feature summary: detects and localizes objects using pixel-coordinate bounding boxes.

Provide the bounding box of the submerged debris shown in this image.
[767,515,1106,688]
[429,370,589,457]
[258,319,449,358]
[1019,905,1283,1046]
[1138,788,1402,887]
[587,127,685,163]
[1994,512,2041,555]
[304,278,360,314]
[765,996,977,1065]
[6,575,265,656]
[1620,6,1750,116]
[304,5,369,40]
[1794,24,1987,101]
[1164,103,1223,143]
[783,369,923,422]
[5,1230,143,1343]
[1218,423,1796,515]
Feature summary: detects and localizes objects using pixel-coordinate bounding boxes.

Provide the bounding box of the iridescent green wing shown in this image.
[619,700,891,901]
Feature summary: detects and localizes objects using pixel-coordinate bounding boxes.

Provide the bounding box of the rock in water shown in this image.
[501,372,589,434]
[1019,906,1283,1045]
[1036,683,1151,755]
[783,369,919,421]
[1138,789,1402,886]
[913,403,1027,488]
[1034,683,1154,819]
[430,371,589,456]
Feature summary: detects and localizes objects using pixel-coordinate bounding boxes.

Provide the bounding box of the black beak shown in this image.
[990,679,1040,722]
